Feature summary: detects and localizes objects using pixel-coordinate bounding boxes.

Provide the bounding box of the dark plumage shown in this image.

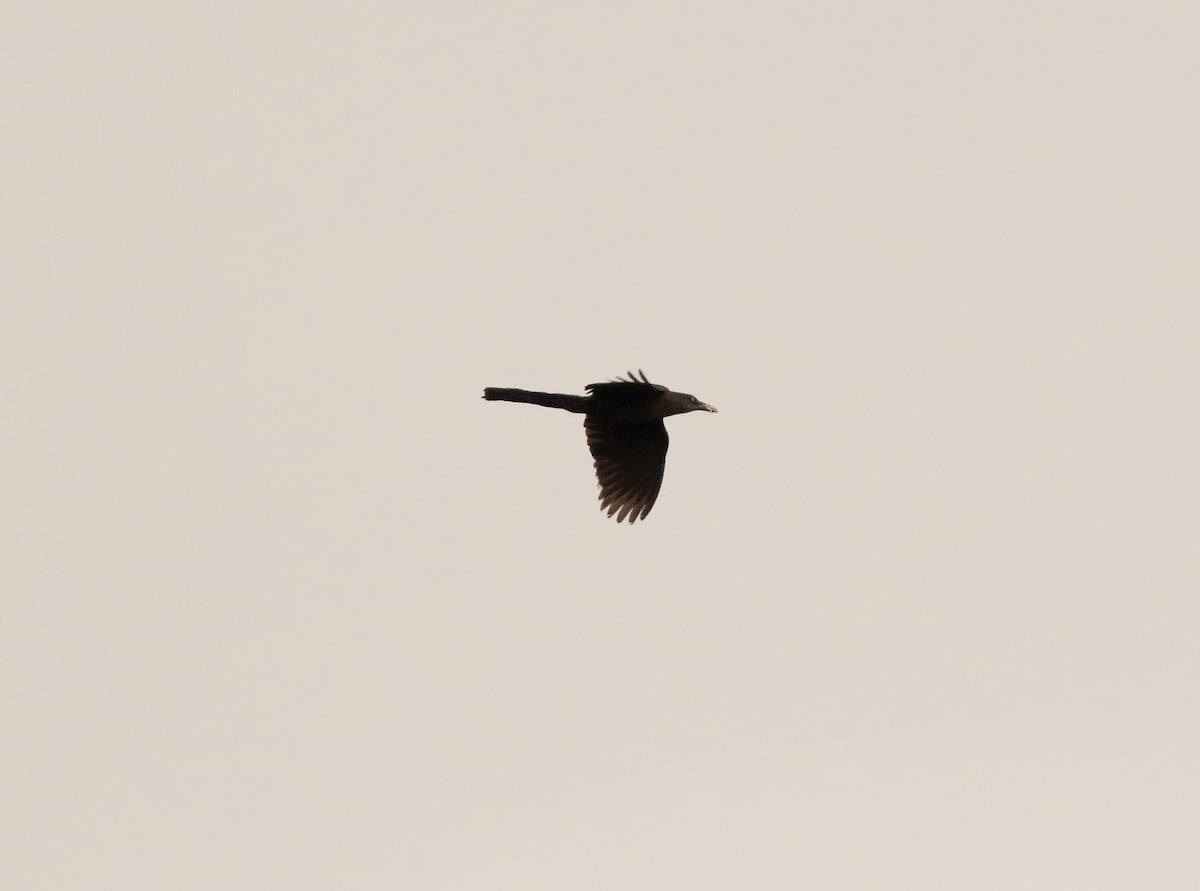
[483,370,717,523]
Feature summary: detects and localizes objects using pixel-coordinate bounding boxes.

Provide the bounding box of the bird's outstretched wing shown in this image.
[584,416,668,523]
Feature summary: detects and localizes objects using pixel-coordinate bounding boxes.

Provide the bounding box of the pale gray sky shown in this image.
[4,2,1198,888]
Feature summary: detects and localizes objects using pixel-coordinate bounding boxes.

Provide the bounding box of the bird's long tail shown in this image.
[483,388,589,413]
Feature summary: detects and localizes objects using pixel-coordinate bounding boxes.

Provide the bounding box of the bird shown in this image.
[482,370,716,523]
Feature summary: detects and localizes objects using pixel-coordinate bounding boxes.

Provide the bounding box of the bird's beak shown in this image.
[701,402,717,413]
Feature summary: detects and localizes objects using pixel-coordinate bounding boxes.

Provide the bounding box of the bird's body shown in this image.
[483,370,716,523]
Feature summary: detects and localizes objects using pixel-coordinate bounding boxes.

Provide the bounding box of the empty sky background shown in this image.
[5,2,1198,888]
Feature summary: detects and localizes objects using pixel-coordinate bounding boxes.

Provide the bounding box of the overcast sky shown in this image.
[5,2,1199,888]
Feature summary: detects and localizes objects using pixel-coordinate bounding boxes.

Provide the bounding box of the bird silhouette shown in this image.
[483,370,717,523]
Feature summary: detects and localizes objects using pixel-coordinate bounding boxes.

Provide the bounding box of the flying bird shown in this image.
[482,370,717,523]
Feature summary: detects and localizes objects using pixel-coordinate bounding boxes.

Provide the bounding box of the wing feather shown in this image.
[583,416,669,524]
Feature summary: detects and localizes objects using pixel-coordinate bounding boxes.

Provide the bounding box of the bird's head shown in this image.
[661,391,718,417]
